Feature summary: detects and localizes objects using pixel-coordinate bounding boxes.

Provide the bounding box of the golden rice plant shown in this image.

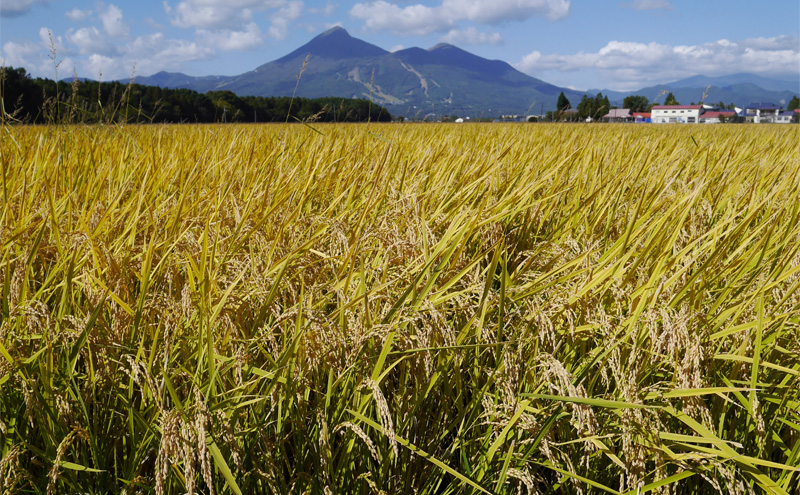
[1,122,799,494]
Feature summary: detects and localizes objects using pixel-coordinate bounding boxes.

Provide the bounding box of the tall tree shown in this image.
[664,92,680,106]
[557,92,571,111]
[576,95,593,119]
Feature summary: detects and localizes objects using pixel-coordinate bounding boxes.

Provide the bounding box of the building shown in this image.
[742,103,783,123]
[699,110,736,124]
[602,109,632,122]
[776,111,794,123]
[633,112,651,123]
[651,105,704,123]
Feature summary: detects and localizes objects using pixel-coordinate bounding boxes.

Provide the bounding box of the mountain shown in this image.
[128,28,798,115]
[667,73,800,93]
[130,27,583,116]
[127,71,229,92]
[588,73,799,108]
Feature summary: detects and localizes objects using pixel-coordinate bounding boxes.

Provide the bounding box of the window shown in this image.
[688,117,696,123]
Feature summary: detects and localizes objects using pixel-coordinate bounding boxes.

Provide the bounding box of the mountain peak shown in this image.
[429,43,456,51]
[271,26,388,64]
[321,26,348,36]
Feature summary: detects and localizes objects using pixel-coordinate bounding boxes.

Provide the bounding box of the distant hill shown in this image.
[129,27,584,116]
[588,73,799,108]
[668,73,799,93]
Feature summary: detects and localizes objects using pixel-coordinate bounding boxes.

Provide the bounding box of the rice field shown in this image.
[1,122,799,494]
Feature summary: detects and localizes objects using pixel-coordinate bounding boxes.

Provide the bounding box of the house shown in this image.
[699,110,736,124]
[776,111,794,124]
[742,103,783,123]
[651,105,704,123]
[633,112,651,123]
[602,109,632,122]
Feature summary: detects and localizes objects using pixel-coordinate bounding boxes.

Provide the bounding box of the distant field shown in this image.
[1,123,799,494]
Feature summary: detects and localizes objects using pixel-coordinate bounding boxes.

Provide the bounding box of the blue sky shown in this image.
[2,0,798,91]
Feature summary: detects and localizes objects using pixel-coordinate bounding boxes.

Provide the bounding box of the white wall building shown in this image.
[651,105,704,124]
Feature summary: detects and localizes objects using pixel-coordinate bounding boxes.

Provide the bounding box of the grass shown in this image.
[1,122,799,494]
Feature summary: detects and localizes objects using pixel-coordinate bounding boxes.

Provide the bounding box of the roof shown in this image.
[745,103,781,110]
[632,112,651,118]
[602,109,631,119]
[700,111,735,119]
[651,105,703,110]
[779,111,795,116]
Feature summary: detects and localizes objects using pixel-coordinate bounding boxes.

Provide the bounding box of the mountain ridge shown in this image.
[126,28,799,116]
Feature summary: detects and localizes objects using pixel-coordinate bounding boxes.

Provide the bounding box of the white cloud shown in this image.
[446,0,569,24]
[1,40,40,67]
[350,0,568,35]
[269,1,304,39]
[309,2,336,16]
[99,4,129,37]
[516,36,800,90]
[621,0,673,11]
[441,27,502,46]
[1,29,78,77]
[38,27,69,55]
[81,33,214,80]
[165,0,304,43]
[166,0,287,29]
[1,0,47,18]
[67,27,118,55]
[390,44,405,52]
[350,1,448,35]
[65,8,92,21]
[197,22,264,51]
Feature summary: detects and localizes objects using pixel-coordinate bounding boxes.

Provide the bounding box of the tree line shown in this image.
[0,66,392,124]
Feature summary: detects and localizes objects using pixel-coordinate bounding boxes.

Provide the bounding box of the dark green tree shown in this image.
[592,92,610,118]
[664,92,680,106]
[556,91,571,111]
[0,66,391,124]
[622,95,650,113]
[576,95,593,119]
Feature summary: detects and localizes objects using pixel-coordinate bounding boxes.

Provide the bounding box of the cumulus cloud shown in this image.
[67,27,118,55]
[100,4,130,37]
[350,0,568,36]
[269,1,304,39]
[38,27,69,55]
[197,22,264,51]
[82,33,214,79]
[516,36,800,90]
[65,8,92,21]
[1,28,77,76]
[309,2,336,16]
[1,0,47,18]
[166,0,294,29]
[441,27,502,46]
[1,40,40,67]
[621,0,673,11]
[164,0,302,44]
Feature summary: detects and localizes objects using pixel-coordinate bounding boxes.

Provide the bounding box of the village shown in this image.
[603,102,799,124]
[488,93,800,124]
